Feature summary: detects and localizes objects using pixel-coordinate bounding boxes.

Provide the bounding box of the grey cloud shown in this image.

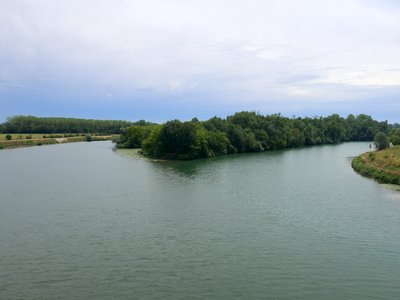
[1,0,400,116]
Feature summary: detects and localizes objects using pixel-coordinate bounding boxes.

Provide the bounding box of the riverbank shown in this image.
[352,146,400,186]
[0,135,114,149]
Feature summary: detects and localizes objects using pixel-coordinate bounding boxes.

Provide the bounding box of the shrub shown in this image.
[5,134,12,140]
[368,152,376,161]
[374,132,390,150]
[390,135,400,146]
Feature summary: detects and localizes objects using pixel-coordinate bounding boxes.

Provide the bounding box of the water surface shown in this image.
[1,142,399,299]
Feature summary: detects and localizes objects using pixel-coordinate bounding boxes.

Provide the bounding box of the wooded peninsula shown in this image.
[115,112,400,160]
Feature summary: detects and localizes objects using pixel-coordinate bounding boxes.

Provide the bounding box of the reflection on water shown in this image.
[149,150,286,179]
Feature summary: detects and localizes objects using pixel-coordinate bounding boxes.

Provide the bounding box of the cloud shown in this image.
[0,0,400,121]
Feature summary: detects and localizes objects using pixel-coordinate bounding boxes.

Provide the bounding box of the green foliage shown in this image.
[389,128,400,146]
[156,120,205,159]
[86,134,92,142]
[116,112,394,160]
[118,125,153,148]
[391,136,400,146]
[0,115,133,134]
[288,128,305,147]
[206,131,229,156]
[5,134,12,140]
[142,125,163,157]
[374,132,390,150]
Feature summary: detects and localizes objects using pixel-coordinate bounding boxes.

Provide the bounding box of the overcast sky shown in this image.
[1,0,400,122]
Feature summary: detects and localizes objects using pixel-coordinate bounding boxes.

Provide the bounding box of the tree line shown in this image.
[0,115,135,134]
[2,113,398,158]
[117,112,400,160]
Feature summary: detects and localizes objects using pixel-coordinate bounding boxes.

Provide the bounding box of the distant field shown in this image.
[0,133,85,140]
[352,146,400,186]
[0,134,116,149]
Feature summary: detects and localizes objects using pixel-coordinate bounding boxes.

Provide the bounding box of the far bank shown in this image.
[0,134,115,149]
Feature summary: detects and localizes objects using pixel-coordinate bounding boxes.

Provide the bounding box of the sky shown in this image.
[1,0,400,123]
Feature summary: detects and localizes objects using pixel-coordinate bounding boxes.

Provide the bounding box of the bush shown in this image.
[5,134,12,140]
[374,132,390,150]
[390,135,400,146]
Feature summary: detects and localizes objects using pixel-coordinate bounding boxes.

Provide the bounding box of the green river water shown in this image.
[0,141,399,299]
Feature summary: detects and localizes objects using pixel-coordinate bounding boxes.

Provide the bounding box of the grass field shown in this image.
[352,146,400,186]
[0,133,85,140]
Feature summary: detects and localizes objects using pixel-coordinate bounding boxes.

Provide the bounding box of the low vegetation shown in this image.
[352,146,400,185]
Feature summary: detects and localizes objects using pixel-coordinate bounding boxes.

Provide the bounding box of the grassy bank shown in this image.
[352,146,400,185]
[0,134,114,149]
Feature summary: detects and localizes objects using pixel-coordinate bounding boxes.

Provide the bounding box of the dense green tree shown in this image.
[119,126,153,148]
[227,111,261,130]
[143,120,209,159]
[115,111,394,160]
[206,131,229,156]
[0,115,133,134]
[288,128,305,147]
[389,128,400,146]
[142,125,163,157]
[159,120,197,157]
[374,132,390,150]
[254,129,269,149]
[203,116,228,132]
[390,135,400,146]
[303,124,320,145]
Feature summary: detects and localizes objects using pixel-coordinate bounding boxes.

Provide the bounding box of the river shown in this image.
[0,141,399,299]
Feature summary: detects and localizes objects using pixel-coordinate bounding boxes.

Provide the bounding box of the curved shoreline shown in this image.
[352,147,400,188]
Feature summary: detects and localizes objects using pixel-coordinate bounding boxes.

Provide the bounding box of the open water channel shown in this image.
[1,141,399,299]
